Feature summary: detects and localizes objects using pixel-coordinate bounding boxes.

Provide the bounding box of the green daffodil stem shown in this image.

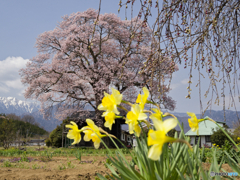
[205,117,240,151]
[173,138,193,151]
[116,116,125,120]
[117,105,129,112]
[99,127,117,139]
[163,112,177,119]
[121,100,132,107]
[143,110,152,114]
[146,100,161,109]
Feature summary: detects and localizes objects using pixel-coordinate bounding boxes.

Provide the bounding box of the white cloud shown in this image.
[0,57,29,81]
[0,56,29,97]
[5,79,24,89]
[17,89,26,97]
[0,84,9,93]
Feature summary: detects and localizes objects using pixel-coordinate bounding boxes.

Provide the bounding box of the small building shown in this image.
[27,139,46,146]
[121,130,133,147]
[10,141,25,147]
[185,121,226,148]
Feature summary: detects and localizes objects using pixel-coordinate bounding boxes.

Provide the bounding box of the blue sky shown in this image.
[0,0,239,114]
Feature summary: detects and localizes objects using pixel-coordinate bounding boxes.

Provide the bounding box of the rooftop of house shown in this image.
[28,139,45,143]
[185,121,226,136]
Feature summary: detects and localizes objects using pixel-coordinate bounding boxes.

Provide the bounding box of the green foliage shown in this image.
[168,128,177,137]
[0,113,48,145]
[2,160,12,167]
[49,125,63,147]
[96,121,240,180]
[45,138,52,147]
[210,127,233,147]
[75,150,82,161]
[20,151,29,162]
[0,115,16,149]
[232,123,240,143]
[48,117,70,148]
[217,140,240,164]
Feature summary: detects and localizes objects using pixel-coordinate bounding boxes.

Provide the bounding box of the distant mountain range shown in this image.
[0,97,62,132]
[0,97,239,133]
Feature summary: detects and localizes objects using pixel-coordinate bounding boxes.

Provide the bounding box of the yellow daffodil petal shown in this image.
[134,125,141,137]
[136,94,141,103]
[103,112,116,130]
[111,88,122,104]
[126,111,137,121]
[151,117,164,131]
[187,112,200,134]
[128,120,134,134]
[65,121,81,145]
[97,88,122,114]
[97,104,106,111]
[86,119,99,131]
[93,139,101,149]
[138,113,148,120]
[150,108,163,121]
[162,118,178,133]
[147,118,177,161]
[136,87,149,110]
[142,87,149,102]
[147,129,156,146]
[82,119,104,149]
[83,130,92,141]
[148,144,163,161]
[132,104,141,115]
[112,105,120,115]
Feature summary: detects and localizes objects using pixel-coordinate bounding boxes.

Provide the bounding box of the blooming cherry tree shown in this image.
[20,9,177,127]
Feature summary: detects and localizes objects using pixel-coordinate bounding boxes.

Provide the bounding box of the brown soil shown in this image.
[0,156,239,180]
[0,156,111,180]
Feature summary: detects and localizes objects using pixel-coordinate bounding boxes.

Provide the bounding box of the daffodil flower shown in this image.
[148,118,177,161]
[187,112,205,135]
[81,119,105,149]
[65,121,82,145]
[102,111,116,130]
[125,104,148,137]
[149,108,163,121]
[136,87,149,110]
[98,88,122,115]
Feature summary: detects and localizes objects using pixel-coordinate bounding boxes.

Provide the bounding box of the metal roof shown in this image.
[185,120,225,136]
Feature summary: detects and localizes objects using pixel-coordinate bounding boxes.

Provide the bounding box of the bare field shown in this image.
[0,155,111,180]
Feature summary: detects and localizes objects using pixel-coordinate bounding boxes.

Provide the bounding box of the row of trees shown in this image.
[0,113,48,149]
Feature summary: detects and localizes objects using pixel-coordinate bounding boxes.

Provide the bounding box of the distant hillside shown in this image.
[0,114,48,137]
[0,97,239,133]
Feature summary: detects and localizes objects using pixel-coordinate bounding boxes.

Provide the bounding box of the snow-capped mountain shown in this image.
[0,97,62,132]
[0,97,39,115]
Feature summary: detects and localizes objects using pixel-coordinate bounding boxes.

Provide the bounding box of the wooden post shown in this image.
[62,123,64,148]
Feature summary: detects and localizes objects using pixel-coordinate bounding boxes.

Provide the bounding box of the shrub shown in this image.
[49,125,62,147]
[45,138,52,148]
[211,127,233,147]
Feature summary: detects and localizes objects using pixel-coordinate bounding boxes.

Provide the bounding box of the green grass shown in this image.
[0,146,121,158]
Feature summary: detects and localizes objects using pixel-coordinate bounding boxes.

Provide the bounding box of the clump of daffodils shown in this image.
[65,119,106,148]
[66,87,192,161]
